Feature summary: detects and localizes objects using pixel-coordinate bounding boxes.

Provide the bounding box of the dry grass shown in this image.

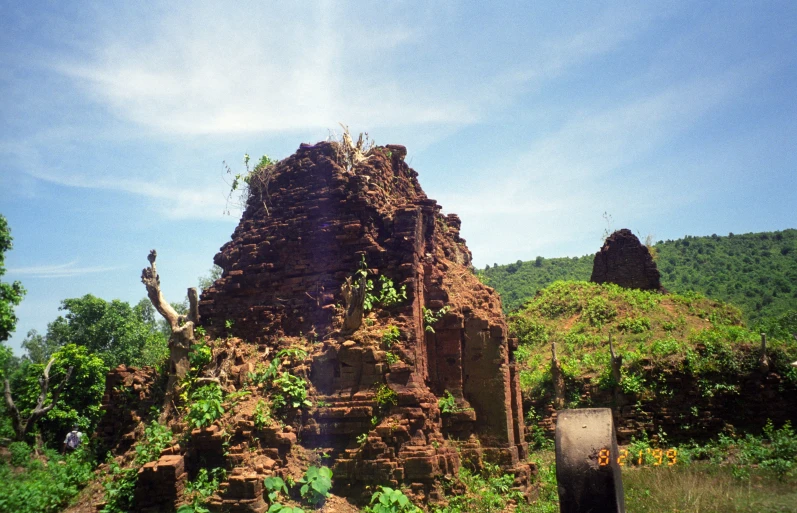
[623,463,797,513]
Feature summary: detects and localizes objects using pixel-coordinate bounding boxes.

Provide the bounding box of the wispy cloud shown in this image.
[9,260,122,278]
[24,166,230,220]
[51,2,664,136]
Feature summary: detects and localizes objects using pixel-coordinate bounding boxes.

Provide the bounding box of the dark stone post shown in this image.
[555,408,625,513]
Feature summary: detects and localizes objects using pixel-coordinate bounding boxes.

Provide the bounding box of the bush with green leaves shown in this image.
[177,467,226,513]
[423,306,450,333]
[248,359,280,387]
[437,390,458,414]
[186,383,225,429]
[262,475,306,512]
[253,399,272,429]
[374,384,398,410]
[135,421,173,464]
[298,466,333,506]
[381,325,401,348]
[0,446,95,513]
[272,372,312,410]
[101,460,138,513]
[190,340,213,370]
[366,486,422,513]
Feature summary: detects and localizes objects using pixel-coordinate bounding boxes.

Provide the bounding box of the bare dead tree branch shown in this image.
[141,250,196,412]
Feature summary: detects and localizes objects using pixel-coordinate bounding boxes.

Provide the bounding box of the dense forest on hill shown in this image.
[481,229,797,325]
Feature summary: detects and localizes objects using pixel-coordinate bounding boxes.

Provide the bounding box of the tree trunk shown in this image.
[3,357,73,441]
[340,272,367,333]
[609,333,623,386]
[141,250,198,398]
[551,341,566,410]
[758,332,770,373]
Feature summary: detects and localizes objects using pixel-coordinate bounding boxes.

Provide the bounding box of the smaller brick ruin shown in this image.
[590,229,664,291]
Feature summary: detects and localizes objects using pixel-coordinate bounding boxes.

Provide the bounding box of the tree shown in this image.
[45,294,168,368]
[198,264,223,293]
[3,344,104,445]
[0,215,25,342]
[3,355,73,442]
[21,329,61,365]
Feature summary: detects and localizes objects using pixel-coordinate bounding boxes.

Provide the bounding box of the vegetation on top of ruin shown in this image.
[510,280,797,406]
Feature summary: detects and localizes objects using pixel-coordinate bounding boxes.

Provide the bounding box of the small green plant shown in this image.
[620,371,645,395]
[423,306,450,333]
[253,399,272,429]
[366,486,422,513]
[177,467,226,513]
[437,390,458,414]
[190,340,213,370]
[225,319,234,330]
[135,421,173,465]
[248,359,280,386]
[101,460,138,513]
[617,316,652,333]
[8,441,30,467]
[264,476,289,503]
[374,384,398,410]
[356,433,368,445]
[272,372,312,410]
[186,383,225,429]
[276,347,308,363]
[298,466,333,506]
[385,352,400,365]
[381,325,401,348]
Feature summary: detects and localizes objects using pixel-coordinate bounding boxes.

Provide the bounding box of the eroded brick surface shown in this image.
[199,141,531,495]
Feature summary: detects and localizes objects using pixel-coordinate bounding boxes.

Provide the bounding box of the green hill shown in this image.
[481,229,797,325]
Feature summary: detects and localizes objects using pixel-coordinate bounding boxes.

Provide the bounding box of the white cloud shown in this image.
[9,260,122,278]
[52,2,665,136]
[24,166,231,220]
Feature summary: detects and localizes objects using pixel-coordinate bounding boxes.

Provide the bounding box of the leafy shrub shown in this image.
[272,372,312,410]
[135,421,173,464]
[423,306,450,333]
[374,384,398,410]
[384,352,400,365]
[101,460,138,513]
[8,441,30,467]
[248,359,280,386]
[365,275,407,311]
[0,447,95,513]
[177,467,226,513]
[509,316,549,346]
[253,399,272,429]
[617,316,652,334]
[366,486,422,513]
[381,326,401,348]
[187,383,225,429]
[649,336,682,359]
[620,371,645,395]
[190,340,213,370]
[438,390,457,414]
[298,466,333,506]
[583,296,617,328]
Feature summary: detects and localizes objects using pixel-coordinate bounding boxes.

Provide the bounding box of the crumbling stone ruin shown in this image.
[95,139,533,512]
[590,229,664,291]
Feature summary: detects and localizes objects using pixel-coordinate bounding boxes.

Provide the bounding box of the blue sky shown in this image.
[2,1,796,354]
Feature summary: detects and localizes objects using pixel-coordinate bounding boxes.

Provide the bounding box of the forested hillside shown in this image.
[481,229,797,325]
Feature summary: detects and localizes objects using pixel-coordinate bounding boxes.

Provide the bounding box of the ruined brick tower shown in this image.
[199,140,530,501]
